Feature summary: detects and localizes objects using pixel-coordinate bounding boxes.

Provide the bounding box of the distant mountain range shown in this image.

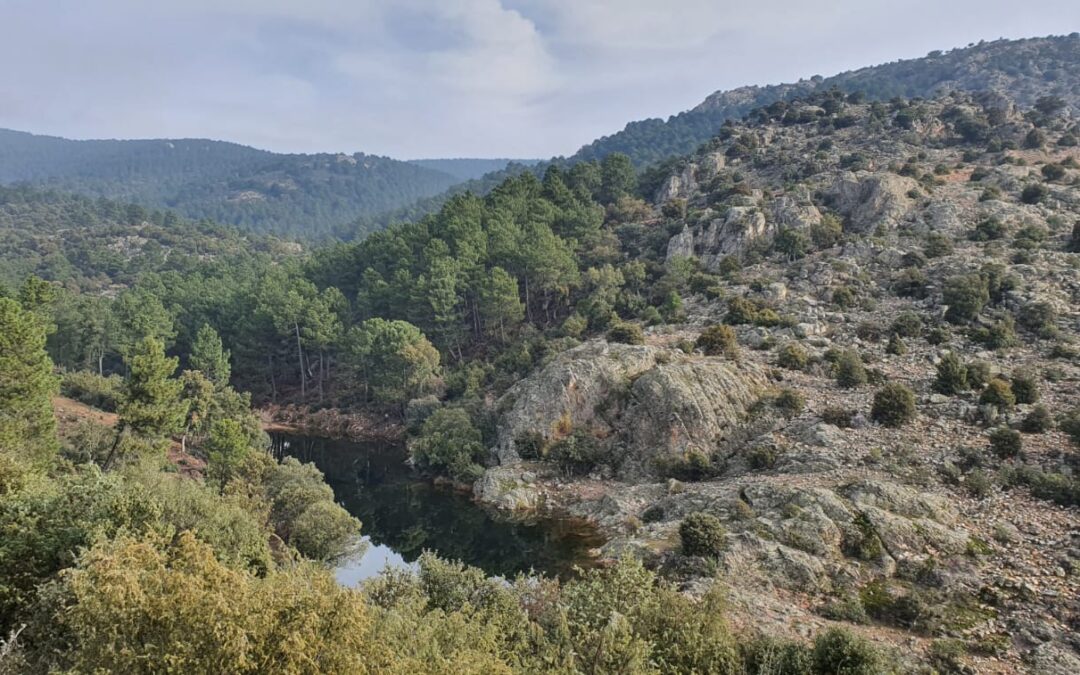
[0,129,532,238]
[408,158,541,181]
[1,35,1077,240]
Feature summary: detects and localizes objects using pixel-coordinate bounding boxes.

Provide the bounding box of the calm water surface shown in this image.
[270,433,604,584]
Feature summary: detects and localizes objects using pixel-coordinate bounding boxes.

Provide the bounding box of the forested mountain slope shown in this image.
[408,158,541,181]
[3,83,1080,671]
[345,35,1080,239]
[0,128,461,238]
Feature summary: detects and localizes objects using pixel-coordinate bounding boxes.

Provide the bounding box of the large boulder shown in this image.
[492,341,767,478]
[493,342,662,464]
[829,171,917,233]
[619,360,768,477]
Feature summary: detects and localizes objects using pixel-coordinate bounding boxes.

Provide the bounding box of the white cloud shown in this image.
[0,1,1076,157]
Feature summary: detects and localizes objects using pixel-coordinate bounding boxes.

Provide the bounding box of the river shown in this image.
[269,433,604,584]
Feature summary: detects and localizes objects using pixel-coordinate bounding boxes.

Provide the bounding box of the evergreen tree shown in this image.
[0,298,58,463]
[345,319,441,405]
[109,337,187,464]
[479,267,524,341]
[599,153,637,204]
[190,324,231,387]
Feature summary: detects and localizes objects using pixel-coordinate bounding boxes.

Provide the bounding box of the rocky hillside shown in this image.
[475,90,1080,673]
[572,34,1080,167]
[0,129,463,238]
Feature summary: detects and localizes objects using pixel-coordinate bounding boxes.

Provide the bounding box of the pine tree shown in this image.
[190,324,231,387]
[0,298,59,463]
[107,337,187,465]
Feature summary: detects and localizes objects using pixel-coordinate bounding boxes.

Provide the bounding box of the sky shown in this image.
[0,1,1077,159]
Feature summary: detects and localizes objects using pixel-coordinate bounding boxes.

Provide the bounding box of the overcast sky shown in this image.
[1,1,1077,159]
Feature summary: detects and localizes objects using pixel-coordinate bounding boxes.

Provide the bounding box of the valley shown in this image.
[1,28,1079,675]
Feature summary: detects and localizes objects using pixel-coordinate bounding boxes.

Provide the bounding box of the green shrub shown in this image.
[924,232,955,258]
[725,297,759,325]
[970,216,1007,241]
[971,315,1018,349]
[607,321,644,345]
[774,388,805,418]
[934,352,968,395]
[1010,371,1040,404]
[886,333,907,356]
[657,448,721,482]
[1001,464,1080,507]
[989,427,1022,459]
[818,594,870,624]
[966,360,991,389]
[1017,301,1057,337]
[776,342,810,370]
[943,273,989,323]
[696,324,738,357]
[890,311,923,338]
[967,469,993,498]
[835,350,868,388]
[1020,183,1048,204]
[928,639,970,674]
[679,512,727,557]
[925,325,951,345]
[831,286,857,308]
[893,267,928,298]
[515,431,546,460]
[1020,405,1053,434]
[1041,163,1066,181]
[811,213,843,248]
[60,371,122,412]
[774,228,809,259]
[821,406,856,428]
[871,383,916,427]
[812,627,883,675]
[1061,407,1080,446]
[409,407,486,482]
[548,430,606,476]
[1068,220,1080,252]
[979,378,1015,410]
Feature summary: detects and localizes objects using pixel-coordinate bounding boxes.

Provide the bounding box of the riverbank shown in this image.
[257,403,404,441]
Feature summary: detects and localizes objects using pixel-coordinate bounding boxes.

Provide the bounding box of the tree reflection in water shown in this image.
[269,433,604,583]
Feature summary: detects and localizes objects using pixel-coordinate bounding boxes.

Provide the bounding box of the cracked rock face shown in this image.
[619,359,768,478]
[491,340,766,478]
[827,171,918,233]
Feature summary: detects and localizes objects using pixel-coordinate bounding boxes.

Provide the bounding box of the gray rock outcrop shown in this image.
[828,171,917,233]
[491,341,767,478]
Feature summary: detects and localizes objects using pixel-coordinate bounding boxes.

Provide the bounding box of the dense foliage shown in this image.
[0,129,463,238]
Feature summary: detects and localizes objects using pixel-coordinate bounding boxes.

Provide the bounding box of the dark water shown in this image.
[269,433,604,584]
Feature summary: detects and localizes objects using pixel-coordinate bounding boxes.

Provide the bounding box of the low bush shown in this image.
[547,430,607,476]
[679,512,727,558]
[1010,370,1040,404]
[891,311,923,338]
[776,342,810,370]
[933,352,968,395]
[1020,405,1053,433]
[979,378,1015,410]
[989,427,1022,459]
[606,321,644,345]
[774,388,805,418]
[60,371,122,412]
[871,383,917,427]
[812,627,883,675]
[696,324,738,357]
[821,406,856,428]
[835,350,868,388]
